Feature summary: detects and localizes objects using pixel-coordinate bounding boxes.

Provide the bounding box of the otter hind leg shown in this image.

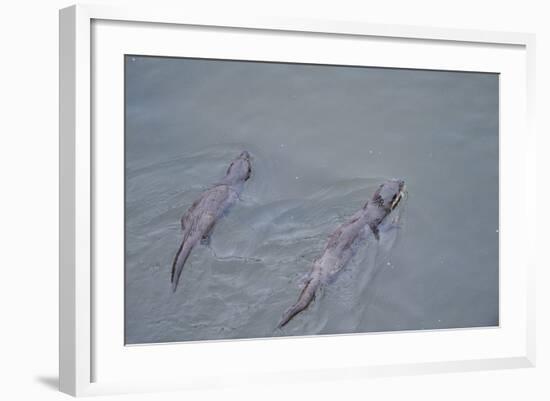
[200,234,211,246]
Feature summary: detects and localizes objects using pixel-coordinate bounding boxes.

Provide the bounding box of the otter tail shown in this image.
[278,276,321,328]
[170,233,196,292]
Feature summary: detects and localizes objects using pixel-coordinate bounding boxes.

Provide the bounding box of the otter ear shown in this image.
[225,161,234,175]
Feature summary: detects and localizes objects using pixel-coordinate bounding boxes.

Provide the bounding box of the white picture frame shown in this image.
[59,3,536,397]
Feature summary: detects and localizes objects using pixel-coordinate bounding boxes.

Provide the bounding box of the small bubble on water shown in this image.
[131,57,136,62]
[496,229,499,233]
[295,176,299,180]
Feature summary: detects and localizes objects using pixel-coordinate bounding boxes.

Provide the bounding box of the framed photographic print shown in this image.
[59,4,536,396]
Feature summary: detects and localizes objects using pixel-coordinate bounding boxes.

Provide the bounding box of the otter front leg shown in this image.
[368,223,380,241]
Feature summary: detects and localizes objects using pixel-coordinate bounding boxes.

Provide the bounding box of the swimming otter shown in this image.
[171,151,252,292]
[278,179,406,327]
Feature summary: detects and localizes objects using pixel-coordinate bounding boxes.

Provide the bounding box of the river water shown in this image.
[124,56,499,344]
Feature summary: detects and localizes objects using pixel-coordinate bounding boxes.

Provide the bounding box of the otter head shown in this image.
[369,179,406,211]
[223,151,252,184]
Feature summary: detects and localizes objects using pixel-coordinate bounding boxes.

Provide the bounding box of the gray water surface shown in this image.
[124,56,499,344]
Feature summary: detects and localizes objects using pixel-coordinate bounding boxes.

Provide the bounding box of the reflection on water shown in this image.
[125,57,499,344]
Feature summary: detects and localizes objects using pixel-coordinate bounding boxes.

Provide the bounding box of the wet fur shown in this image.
[278,179,405,328]
[171,152,251,292]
